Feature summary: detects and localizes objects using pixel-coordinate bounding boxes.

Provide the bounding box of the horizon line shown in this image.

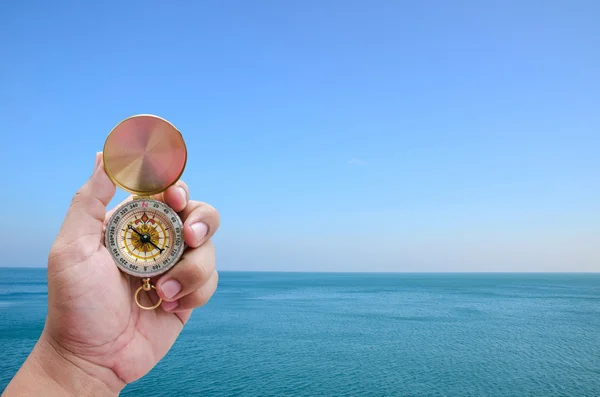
[0,266,598,274]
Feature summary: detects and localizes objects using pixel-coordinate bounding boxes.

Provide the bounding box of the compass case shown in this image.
[103,114,187,196]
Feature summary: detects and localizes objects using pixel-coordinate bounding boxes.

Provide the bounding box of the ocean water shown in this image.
[1,269,599,396]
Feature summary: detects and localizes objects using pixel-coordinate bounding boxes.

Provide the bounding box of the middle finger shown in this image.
[155,240,216,302]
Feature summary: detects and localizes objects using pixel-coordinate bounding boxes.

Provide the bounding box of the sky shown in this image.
[0,1,599,272]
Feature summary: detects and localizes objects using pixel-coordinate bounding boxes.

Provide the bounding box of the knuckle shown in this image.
[175,181,190,200]
[198,204,220,230]
[192,201,218,216]
[204,203,219,218]
[70,188,96,212]
[176,180,189,191]
[69,188,105,221]
[71,189,87,207]
[194,289,210,307]
[211,207,220,228]
[185,271,217,309]
[186,261,209,285]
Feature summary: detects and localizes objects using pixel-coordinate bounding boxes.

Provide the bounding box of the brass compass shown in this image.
[103,114,187,310]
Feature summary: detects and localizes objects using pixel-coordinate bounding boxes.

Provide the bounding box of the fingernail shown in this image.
[160,279,182,299]
[191,222,208,244]
[162,300,179,311]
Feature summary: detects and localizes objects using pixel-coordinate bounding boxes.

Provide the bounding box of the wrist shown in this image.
[4,331,124,397]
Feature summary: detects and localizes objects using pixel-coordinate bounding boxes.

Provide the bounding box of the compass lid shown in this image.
[103,114,187,196]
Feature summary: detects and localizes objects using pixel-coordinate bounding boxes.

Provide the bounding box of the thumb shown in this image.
[50,152,116,264]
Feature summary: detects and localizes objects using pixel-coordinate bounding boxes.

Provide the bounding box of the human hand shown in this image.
[4,152,219,396]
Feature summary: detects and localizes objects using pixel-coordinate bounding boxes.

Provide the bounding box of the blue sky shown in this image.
[1,1,598,271]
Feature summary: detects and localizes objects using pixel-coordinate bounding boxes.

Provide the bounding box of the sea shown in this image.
[1,268,599,396]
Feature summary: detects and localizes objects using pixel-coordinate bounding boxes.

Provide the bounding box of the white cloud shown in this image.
[348,158,367,166]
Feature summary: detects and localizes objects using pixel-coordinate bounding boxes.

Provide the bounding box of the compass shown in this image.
[103,114,187,310]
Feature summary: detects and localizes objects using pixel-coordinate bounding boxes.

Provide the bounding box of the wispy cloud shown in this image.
[348,158,367,166]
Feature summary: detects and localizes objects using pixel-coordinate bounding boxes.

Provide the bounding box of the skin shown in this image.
[3,153,220,396]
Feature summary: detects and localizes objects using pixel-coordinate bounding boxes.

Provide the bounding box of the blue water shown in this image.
[1,269,599,396]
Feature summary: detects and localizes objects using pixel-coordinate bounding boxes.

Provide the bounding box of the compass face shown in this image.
[105,199,185,278]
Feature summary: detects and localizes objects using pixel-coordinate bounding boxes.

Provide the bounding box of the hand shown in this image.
[3,152,220,396]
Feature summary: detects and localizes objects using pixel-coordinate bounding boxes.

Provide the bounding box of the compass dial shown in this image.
[105,199,185,278]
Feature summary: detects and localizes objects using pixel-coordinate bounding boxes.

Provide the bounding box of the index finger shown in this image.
[179,201,220,248]
[104,180,190,223]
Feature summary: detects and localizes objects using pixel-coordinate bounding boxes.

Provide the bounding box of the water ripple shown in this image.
[1,270,599,396]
